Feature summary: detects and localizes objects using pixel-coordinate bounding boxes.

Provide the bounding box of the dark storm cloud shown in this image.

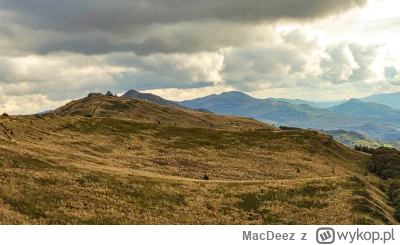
[2,0,367,29]
[0,0,367,55]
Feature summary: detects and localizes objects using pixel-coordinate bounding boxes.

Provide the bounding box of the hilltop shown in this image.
[0,93,397,225]
[53,93,276,131]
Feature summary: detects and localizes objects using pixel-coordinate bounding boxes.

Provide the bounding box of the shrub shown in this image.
[372,157,400,222]
[394,209,400,222]
[369,147,400,179]
[279,126,302,131]
[2,112,9,116]
[355,145,375,154]
[203,175,209,180]
[85,114,92,118]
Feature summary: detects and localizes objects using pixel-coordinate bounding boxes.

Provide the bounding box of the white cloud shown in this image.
[1,0,400,114]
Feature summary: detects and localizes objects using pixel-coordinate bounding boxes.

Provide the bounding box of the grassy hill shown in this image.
[0,94,397,224]
[54,93,275,131]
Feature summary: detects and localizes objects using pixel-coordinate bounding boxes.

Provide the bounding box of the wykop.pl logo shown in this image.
[316,228,335,244]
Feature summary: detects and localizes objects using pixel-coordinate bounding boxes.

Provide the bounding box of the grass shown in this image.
[0,95,397,224]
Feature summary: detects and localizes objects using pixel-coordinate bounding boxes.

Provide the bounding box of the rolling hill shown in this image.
[53,93,275,131]
[0,93,397,225]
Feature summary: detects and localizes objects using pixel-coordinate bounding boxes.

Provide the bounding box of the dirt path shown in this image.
[92,100,106,117]
[64,159,351,185]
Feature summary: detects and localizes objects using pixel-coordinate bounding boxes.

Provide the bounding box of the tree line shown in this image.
[354,145,375,154]
[367,147,400,221]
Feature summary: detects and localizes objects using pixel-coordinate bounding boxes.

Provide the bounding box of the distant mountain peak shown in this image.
[220,91,253,98]
[121,89,213,113]
[348,98,362,103]
[125,89,139,94]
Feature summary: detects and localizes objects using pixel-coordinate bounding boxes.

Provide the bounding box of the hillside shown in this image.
[179,91,340,125]
[0,94,397,225]
[53,93,276,131]
[362,92,400,109]
[121,89,212,113]
[319,129,400,149]
[328,99,400,123]
[268,98,344,108]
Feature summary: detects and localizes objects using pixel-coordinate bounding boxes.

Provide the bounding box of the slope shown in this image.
[179,91,359,128]
[0,98,397,225]
[121,89,212,113]
[319,129,400,149]
[53,93,277,131]
[328,99,400,123]
[362,92,400,109]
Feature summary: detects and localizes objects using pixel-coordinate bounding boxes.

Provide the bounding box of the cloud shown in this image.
[107,52,225,85]
[384,66,397,79]
[0,51,225,99]
[319,42,383,84]
[3,0,400,115]
[221,28,323,91]
[0,93,70,115]
[0,0,367,55]
[320,42,359,83]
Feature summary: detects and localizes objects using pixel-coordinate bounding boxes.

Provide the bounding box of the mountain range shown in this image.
[361,91,400,109]
[177,91,400,141]
[122,89,212,113]
[269,91,400,109]
[39,89,400,142]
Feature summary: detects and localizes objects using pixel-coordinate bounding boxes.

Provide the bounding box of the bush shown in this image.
[2,112,9,116]
[394,209,400,222]
[369,147,400,179]
[354,145,375,154]
[374,162,400,222]
[279,126,302,131]
[85,114,92,118]
[367,148,400,222]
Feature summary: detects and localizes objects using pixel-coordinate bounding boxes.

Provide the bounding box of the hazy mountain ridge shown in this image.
[121,89,213,113]
[178,91,400,141]
[361,92,400,109]
[268,98,344,108]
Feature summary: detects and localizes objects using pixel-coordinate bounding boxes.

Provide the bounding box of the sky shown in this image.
[1,0,400,114]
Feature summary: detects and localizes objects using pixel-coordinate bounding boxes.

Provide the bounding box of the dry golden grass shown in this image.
[0,96,397,224]
[53,93,278,131]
